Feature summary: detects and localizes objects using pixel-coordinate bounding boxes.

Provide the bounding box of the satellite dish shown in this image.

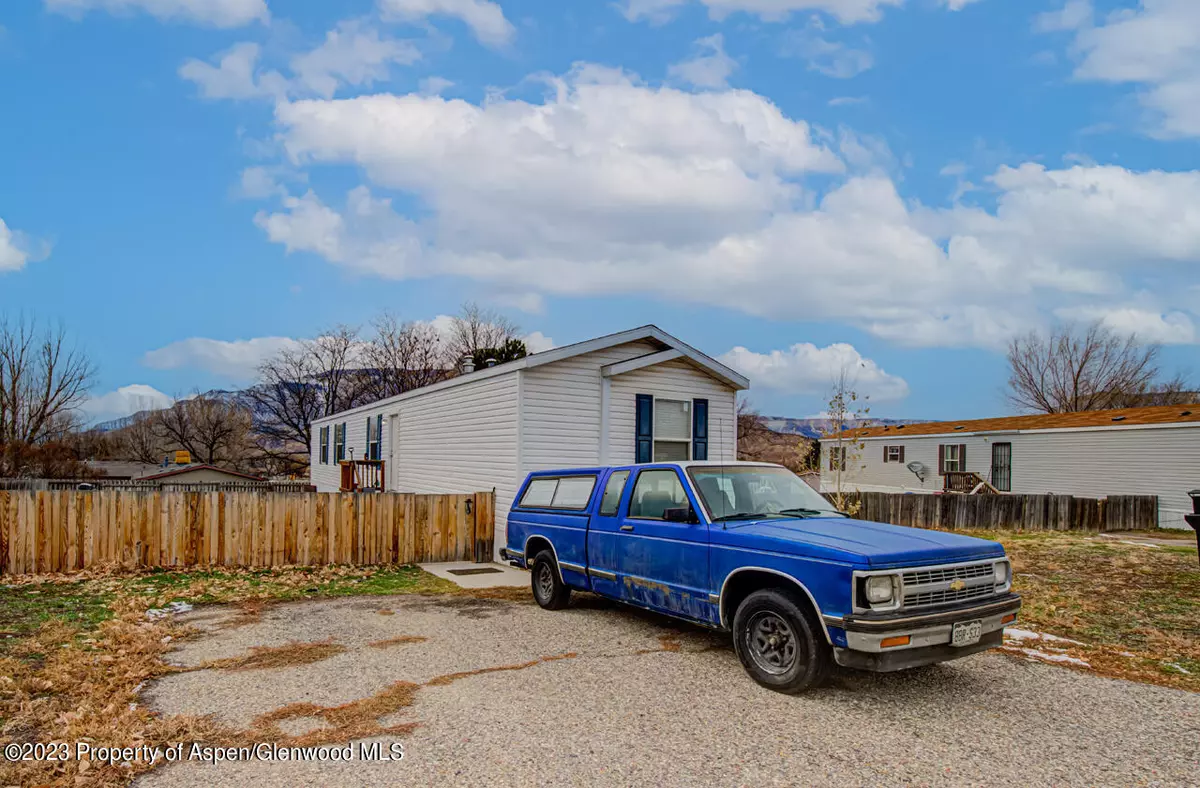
[906,461,927,482]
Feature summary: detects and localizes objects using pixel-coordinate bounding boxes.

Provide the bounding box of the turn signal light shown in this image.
[1001,614,1017,625]
[880,635,911,649]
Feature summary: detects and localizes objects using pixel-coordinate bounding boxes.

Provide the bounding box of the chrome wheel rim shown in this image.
[745,611,799,676]
[536,562,555,600]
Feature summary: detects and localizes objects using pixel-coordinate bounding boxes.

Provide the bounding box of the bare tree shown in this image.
[446,302,521,365]
[154,394,253,467]
[1006,321,1192,413]
[361,313,453,401]
[123,411,166,464]
[822,365,870,516]
[246,325,369,472]
[736,399,815,475]
[0,316,96,475]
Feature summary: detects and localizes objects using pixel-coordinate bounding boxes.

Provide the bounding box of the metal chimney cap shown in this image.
[461,354,476,373]
[485,358,498,368]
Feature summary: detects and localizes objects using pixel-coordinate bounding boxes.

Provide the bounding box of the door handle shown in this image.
[620,525,634,532]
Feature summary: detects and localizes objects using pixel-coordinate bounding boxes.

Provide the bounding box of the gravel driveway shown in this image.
[137,592,1199,788]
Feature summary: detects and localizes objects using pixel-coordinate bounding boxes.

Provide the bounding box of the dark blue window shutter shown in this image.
[635,394,653,463]
[692,399,709,461]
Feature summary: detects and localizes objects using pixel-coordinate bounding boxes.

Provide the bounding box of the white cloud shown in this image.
[45,0,268,27]
[378,0,515,47]
[83,384,174,423]
[1043,0,1200,138]
[290,19,421,98]
[1055,305,1198,345]
[179,42,286,100]
[523,331,555,353]
[143,336,303,380]
[418,76,455,95]
[621,0,902,25]
[827,95,867,107]
[0,216,47,273]
[941,0,983,10]
[783,24,874,78]
[255,65,1200,349]
[720,343,909,401]
[669,34,738,89]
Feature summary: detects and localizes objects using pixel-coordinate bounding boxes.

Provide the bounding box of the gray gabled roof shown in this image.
[315,325,748,424]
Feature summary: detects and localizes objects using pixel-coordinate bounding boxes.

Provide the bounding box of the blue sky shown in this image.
[2,0,1199,423]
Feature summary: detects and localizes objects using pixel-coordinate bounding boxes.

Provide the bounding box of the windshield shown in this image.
[687,465,844,523]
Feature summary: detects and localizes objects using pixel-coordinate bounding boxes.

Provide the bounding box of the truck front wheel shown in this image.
[530,549,571,610]
[732,588,831,694]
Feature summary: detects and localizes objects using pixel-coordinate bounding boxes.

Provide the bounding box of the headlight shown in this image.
[865,575,895,604]
[994,561,1010,587]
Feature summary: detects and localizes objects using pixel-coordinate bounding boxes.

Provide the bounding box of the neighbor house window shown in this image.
[884,445,904,464]
[941,444,963,473]
[653,398,691,462]
[366,414,382,461]
[828,445,847,472]
[334,423,346,462]
[319,426,330,465]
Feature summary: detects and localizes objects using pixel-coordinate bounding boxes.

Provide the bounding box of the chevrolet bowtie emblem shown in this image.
[949,579,966,591]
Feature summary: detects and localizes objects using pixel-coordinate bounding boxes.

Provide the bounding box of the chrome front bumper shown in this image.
[833,594,1021,672]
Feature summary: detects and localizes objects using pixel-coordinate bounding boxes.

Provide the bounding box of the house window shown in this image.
[653,398,691,462]
[319,426,329,465]
[942,444,962,473]
[828,445,847,472]
[884,445,904,464]
[334,423,346,462]
[366,414,382,461]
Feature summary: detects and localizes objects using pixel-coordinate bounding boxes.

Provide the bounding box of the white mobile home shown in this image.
[309,326,749,554]
[818,404,1200,529]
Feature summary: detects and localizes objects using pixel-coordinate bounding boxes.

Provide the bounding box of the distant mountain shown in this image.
[91,389,245,432]
[763,416,928,439]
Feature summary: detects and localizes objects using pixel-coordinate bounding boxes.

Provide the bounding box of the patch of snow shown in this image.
[1015,648,1091,668]
[146,601,194,620]
[1118,651,1137,658]
[1004,628,1085,646]
[1163,662,1192,675]
[1116,541,1159,548]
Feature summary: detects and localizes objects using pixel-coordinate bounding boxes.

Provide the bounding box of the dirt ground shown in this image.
[134,592,1200,788]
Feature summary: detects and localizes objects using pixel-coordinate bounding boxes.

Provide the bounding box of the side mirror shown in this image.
[663,506,698,524]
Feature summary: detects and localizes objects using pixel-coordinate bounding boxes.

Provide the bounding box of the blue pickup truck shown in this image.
[500,462,1020,693]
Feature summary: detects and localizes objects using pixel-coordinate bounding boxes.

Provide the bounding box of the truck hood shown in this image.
[710,516,1005,568]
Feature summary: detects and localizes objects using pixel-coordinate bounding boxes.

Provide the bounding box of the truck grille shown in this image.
[899,560,999,610]
[904,584,996,608]
[902,563,994,587]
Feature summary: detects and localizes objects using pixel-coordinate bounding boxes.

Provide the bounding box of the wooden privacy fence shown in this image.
[0,490,495,576]
[828,491,1158,532]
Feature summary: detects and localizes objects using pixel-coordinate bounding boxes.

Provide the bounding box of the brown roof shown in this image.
[139,464,265,482]
[826,403,1200,440]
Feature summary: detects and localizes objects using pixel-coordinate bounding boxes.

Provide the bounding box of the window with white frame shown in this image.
[319,426,330,465]
[828,445,847,472]
[942,444,962,473]
[653,398,691,462]
[885,445,903,464]
[366,414,382,461]
[334,423,346,463]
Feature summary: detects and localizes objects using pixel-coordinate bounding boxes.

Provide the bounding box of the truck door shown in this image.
[616,467,712,623]
[585,469,630,599]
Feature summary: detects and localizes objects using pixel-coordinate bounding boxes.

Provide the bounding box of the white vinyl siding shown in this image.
[520,341,659,472]
[609,359,737,465]
[819,424,1200,529]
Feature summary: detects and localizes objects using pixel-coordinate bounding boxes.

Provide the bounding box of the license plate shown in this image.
[951,620,982,647]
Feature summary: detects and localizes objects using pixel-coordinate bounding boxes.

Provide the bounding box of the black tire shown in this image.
[732,588,831,694]
[530,549,571,610]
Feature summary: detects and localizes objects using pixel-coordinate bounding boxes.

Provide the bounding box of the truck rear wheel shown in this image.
[530,549,571,610]
[732,588,830,694]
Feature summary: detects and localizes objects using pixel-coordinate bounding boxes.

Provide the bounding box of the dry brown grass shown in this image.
[367,635,428,650]
[252,680,422,747]
[197,641,348,672]
[425,653,577,687]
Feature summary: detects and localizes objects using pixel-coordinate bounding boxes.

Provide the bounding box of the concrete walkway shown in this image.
[419,561,529,589]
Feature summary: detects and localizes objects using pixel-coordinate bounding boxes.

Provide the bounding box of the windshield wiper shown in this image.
[777,508,844,518]
[712,512,776,523]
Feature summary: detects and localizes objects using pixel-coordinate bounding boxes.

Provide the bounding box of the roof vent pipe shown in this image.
[461,355,476,373]
[485,358,498,368]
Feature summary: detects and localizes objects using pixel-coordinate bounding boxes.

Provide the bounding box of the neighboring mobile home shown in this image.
[309,326,749,554]
[818,404,1200,529]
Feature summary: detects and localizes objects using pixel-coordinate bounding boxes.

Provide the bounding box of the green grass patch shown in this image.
[0,581,112,657]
